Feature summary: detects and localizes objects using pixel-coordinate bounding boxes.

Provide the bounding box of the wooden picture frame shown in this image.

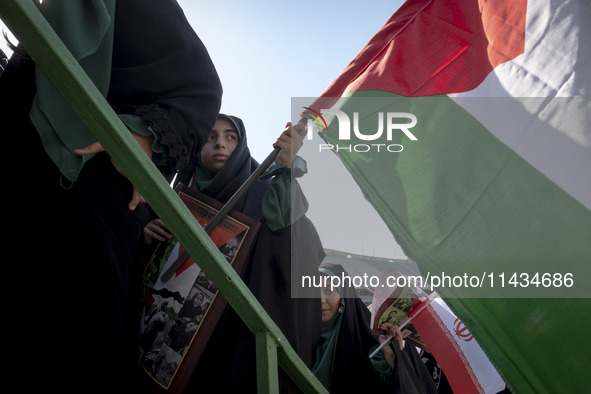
[139,184,260,393]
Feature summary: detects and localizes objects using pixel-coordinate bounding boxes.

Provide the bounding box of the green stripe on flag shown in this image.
[452,298,591,393]
[317,90,591,392]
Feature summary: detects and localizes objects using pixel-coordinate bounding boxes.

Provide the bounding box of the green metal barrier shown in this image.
[0,1,327,393]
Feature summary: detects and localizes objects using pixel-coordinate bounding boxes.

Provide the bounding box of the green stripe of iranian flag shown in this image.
[309,0,590,392]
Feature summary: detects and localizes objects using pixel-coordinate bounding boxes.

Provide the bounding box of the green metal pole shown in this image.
[256,331,280,394]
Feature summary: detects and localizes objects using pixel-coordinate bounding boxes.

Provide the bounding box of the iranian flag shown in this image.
[308,0,590,392]
[411,297,507,394]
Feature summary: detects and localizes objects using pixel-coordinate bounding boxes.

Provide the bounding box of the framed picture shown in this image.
[138,184,260,393]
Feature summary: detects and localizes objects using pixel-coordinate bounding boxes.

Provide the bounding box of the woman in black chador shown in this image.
[1,0,221,391]
[314,263,438,394]
[144,114,325,393]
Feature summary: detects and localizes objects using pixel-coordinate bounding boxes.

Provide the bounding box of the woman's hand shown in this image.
[273,121,307,167]
[380,322,405,351]
[74,130,154,210]
[143,219,172,244]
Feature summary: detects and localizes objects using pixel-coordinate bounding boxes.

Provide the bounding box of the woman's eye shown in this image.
[321,287,337,298]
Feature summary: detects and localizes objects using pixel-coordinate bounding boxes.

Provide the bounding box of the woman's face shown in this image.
[320,283,341,322]
[201,118,240,173]
[193,292,204,306]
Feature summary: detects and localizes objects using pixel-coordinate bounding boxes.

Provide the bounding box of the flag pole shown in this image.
[161,119,308,282]
[369,291,438,358]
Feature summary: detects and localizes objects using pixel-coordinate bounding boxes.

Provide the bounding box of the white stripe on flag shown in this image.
[450,0,591,210]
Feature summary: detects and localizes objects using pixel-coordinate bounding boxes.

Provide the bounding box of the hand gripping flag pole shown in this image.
[369,292,438,359]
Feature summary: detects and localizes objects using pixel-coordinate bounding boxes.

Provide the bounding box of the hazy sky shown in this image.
[1,0,408,259]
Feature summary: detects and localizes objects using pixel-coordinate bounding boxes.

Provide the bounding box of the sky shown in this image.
[0,0,408,259]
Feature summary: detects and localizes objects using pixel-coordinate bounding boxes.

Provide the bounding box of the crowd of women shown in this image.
[1,1,441,392]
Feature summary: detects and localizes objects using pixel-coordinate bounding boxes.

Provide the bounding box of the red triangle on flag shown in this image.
[175,224,238,277]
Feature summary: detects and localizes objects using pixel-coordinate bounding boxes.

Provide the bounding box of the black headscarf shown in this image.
[316,263,386,393]
[109,0,222,178]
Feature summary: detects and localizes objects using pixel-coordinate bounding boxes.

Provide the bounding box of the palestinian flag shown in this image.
[307,0,590,392]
